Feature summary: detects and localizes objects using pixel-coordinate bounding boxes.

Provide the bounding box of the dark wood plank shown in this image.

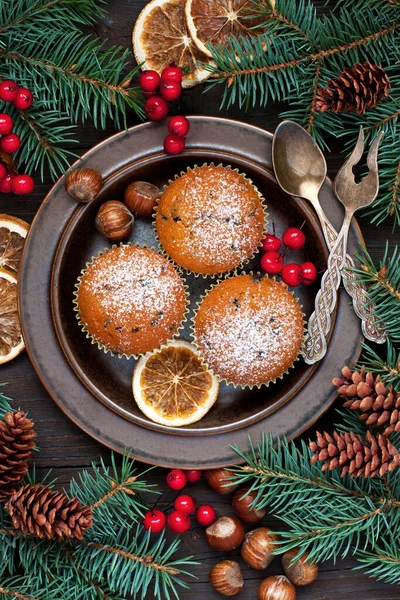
[1,0,399,597]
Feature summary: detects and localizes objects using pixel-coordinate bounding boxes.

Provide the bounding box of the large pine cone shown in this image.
[0,411,36,500]
[315,62,390,115]
[309,430,400,478]
[333,365,400,436]
[6,484,93,540]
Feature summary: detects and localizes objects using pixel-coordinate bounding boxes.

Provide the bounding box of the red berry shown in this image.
[143,509,166,533]
[0,113,13,135]
[160,80,181,102]
[168,115,190,137]
[0,80,19,103]
[0,163,7,181]
[161,65,183,85]
[185,469,202,483]
[164,134,185,155]
[166,469,187,490]
[11,174,34,195]
[139,70,161,93]
[145,95,169,120]
[167,510,191,534]
[13,88,33,110]
[195,504,217,527]
[173,494,196,516]
[260,251,284,275]
[262,233,281,252]
[0,133,21,154]
[0,173,14,194]
[281,263,303,287]
[282,227,306,250]
[301,261,317,285]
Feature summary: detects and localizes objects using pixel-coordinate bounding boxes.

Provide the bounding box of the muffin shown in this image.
[155,164,266,275]
[75,245,187,357]
[193,273,304,387]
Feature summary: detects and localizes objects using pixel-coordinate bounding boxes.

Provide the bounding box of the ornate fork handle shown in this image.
[318,214,386,344]
[302,229,348,364]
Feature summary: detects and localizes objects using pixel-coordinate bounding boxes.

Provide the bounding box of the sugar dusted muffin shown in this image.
[193,273,304,387]
[155,164,266,275]
[75,245,187,357]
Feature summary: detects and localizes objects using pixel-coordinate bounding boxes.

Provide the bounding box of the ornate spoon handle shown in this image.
[302,218,350,364]
[315,209,386,344]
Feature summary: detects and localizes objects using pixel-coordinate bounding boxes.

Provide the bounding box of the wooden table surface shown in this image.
[1,1,399,598]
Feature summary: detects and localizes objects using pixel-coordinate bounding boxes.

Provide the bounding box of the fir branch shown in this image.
[357,537,400,585]
[350,243,400,343]
[360,341,400,392]
[0,386,13,420]
[231,434,400,563]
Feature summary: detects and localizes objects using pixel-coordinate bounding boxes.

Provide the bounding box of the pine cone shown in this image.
[6,484,93,540]
[315,62,390,115]
[309,430,400,478]
[333,365,400,436]
[0,411,36,500]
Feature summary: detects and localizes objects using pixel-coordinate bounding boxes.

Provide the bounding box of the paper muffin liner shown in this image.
[152,163,269,279]
[190,271,307,390]
[73,242,190,361]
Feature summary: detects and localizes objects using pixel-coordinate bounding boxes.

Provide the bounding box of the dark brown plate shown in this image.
[19,117,364,467]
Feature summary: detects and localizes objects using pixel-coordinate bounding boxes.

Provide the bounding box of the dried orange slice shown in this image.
[0,214,29,276]
[133,340,219,426]
[0,269,24,364]
[133,0,211,88]
[185,0,266,58]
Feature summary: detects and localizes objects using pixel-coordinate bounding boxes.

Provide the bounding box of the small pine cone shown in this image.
[309,430,400,478]
[0,411,36,500]
[315,62,390,115]
[333,365,400,436]
[6,484,93,540]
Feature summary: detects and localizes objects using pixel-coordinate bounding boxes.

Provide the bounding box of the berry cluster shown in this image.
[0,80,34,195]
[260,226,317,287]
[138,66,189,156]
[142,468,217,535]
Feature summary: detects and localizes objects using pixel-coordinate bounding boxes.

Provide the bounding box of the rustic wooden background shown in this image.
[1,1,399,598]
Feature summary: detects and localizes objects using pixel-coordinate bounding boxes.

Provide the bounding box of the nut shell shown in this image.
[205,516,245,551]
[282,549,318,586]
[232,487,266,523]
[124,180,160,217]
[95,200,134,242]
[209,560,243,597]
[258,576,296,600]
[205,468,239,495]
[65,168,102,203]
[241,527,279,570]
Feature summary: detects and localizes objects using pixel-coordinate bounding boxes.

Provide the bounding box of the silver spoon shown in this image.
[272,120,386,345]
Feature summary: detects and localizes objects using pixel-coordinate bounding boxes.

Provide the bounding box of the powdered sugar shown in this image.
[195,278,304,386]
[82,246,184,328]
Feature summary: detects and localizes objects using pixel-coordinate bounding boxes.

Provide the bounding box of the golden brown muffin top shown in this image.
[77,245,187,356]
[194,274,304,387]
[156,165,265,275]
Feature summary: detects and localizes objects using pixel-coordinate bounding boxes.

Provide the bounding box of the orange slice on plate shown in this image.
[132,340,219,426]
[0,268,24,364]
[0,214,29,276]
[133,0,211,88]
[185,0,267,58]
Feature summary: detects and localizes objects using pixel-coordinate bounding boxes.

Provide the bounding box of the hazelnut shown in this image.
[204,468,239,495]
[65,168,102,203]
[124,181,160,217]
[232,487,266,523]
[209,560,243,597]
[95,200,134,242]
[241,527,279,570]
[282,548,318,586]
[205,516,245,552]
[258,575,296,600]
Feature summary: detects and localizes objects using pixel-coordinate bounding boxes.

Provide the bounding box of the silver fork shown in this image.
[302,128,383,365]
